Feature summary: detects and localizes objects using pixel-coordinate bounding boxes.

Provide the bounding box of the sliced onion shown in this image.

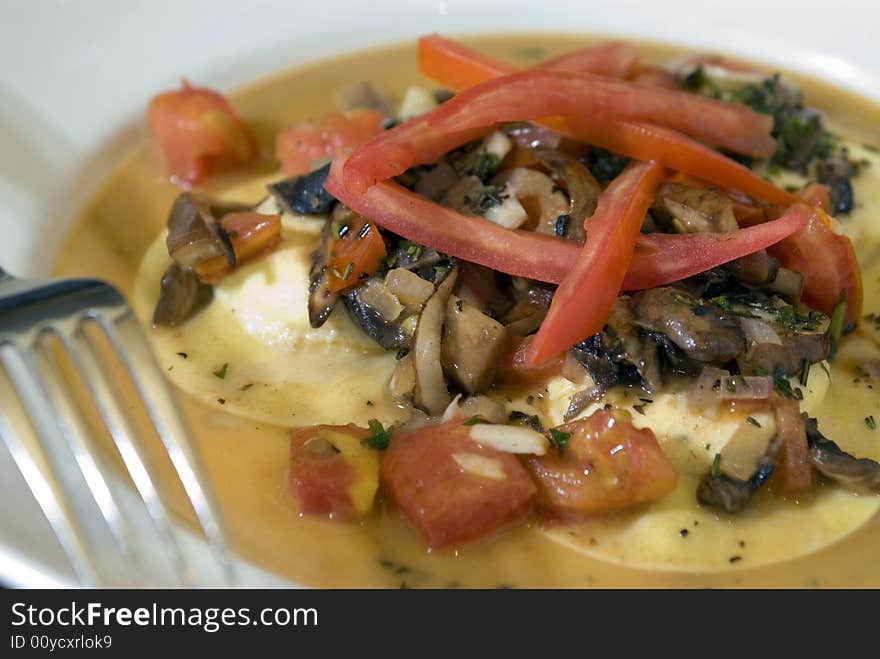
[739,317,783,346]
[441,394,506,424]
[359,279,404,321]
[413,268,457,415]
[689,367,774,409]
[385,268,435,306]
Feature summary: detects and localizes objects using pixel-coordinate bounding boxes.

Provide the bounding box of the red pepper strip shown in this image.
[418,34,636,99]
[525,161,663,364]
[621,206,809,290]
[425,69,774,157]
[344,68,774,193]
[538,40,638,78]
[325,156,808,290]
[417,35,796,208]
[738,203,862,323]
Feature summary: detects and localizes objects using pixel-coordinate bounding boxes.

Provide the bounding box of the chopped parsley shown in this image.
[212,363,229,379]
[829,298,848,355]
[362,419,392,449]
[772,367,795,399]
[464,152,502,179]
[867,415,877,431]
[463,416,492,426]
[746,416,762,428]
[548,428,572,454]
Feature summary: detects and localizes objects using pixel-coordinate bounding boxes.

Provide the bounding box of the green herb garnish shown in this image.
[549,428,572,454]
[463,416,492,426]
[362,418,392,449]
[212,363,229,379]
[710,453,722,478]
[867,415,877,430]
[829,297,847,356]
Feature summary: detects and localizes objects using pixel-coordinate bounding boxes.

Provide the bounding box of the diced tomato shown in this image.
[289,424,379,520]
[275,109,384,176]
[525,161,662,364]
[195,211,282,283]
[528,409,677,516]
[495,336,564,385]
[796,182,830,212]
[738,203,862,323]
[771,396,813,495]
[380,420,536,548]
[326,213,387,292]
[147,81,257,187]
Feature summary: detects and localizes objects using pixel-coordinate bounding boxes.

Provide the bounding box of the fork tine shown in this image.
[68,322,190,586]
[32,330,151,584]
[0,342,105,586]
[104,310,237,584]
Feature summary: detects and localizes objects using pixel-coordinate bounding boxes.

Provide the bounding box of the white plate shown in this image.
[1,0,878,587]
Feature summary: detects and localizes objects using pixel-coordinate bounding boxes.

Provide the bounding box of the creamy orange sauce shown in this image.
[53,35,880,587]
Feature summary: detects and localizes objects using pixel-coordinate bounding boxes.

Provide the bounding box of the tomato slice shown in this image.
[380,420,536,548]
[275,108,384,176]
[418,34,637,88]
[325,213,387,292]
[739,203,862,323]
[525,161,663,365]
[539,40,638,78]
[289,424,380,520]
[416,34,795,208]
[344,67,773,194]
[528,409,677,516]
[325,156,808,290]
[495,336,565,385]
[621,206,810,290]
[147,81,257,187]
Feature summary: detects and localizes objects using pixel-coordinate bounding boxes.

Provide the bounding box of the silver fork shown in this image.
[0,265,235,587]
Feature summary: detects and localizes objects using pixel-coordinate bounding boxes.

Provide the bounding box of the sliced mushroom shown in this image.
[697,438,779,513]
[152,262,213,327]
[441,296,507,395]
[652,183,739,234]
[165,193,247,269]
[342,279,413,350]
[267,162,336,215]
[534,149,602,243]
[804,416,880,494]
[632,287,745,363]
[307,218,340,328]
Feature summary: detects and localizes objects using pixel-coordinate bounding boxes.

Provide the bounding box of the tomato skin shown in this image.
[147,81,257,186]
[528,409,677,516]
[495,336,564,386]
[289,424,378,520]
[380,421,536,548]
[275,109,384,176]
